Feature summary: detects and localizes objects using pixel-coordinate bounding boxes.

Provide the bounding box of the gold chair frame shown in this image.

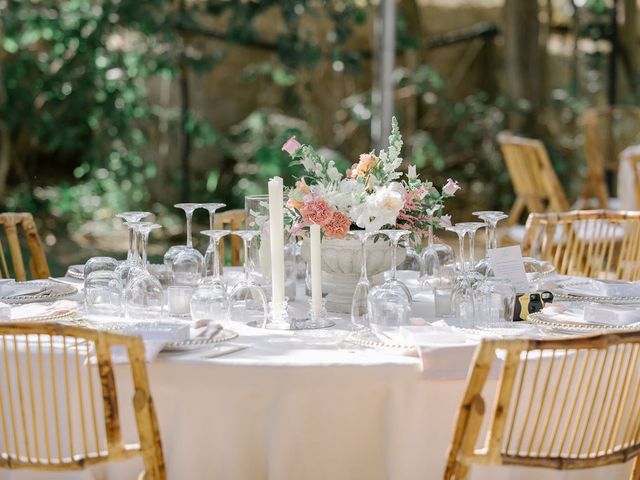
[446,332,640,479]
[497,132,569,225]
[0,323,165,479]
[214,209,245,266]
[0,213,50,281]
[521,209,640,280]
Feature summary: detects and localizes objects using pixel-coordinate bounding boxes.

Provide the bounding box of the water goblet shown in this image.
[84,271,122,318]
[190,280,230,327]
[229,230,268,323]
[367,283,411,340]
[420,223,455,284]
[349,230,377,329]
[456,221,485,284]
[472,211,509,276]
[200,230,231,287]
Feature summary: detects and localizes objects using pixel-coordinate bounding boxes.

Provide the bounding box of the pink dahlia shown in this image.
[300,198,333,226]
[323,211,351,238]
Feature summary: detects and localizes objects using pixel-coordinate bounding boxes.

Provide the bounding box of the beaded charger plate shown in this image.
[343,328,417,352]
[66,264,84,280]
[527,311,640,333]
[162,329,239,352]
[0,280,78,304]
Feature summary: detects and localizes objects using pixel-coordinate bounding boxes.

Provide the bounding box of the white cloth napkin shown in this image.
[541,304,640,327]
[562,279,640,297]
[401,322,481,379]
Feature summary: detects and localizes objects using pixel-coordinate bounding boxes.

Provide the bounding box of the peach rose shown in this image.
[287,198,304,209]
[355,153,377,176]
[323,211,351,238]
[300,198,333,226]
[295,177,310,195]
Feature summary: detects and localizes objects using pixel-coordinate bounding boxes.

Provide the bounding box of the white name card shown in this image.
[487,245,529,293]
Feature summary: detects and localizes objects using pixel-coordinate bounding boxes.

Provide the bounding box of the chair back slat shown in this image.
[446,332,640,479]
[0,323,165,479]
[0,213,50,281]
[497,133,569,225]
[214,209,245,266]
[522,210,640,280]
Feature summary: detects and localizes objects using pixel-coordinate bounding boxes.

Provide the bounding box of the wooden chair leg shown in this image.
[631,456,640,480]
[508,197,525,225]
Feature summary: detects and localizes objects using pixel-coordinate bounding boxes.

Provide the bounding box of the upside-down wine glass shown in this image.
[472,211,509,276]
[349,230,377,329]
[229,230,268,324]
[457,221,485,283]
[200,230,231,287]
[190,229,232,326]
[420,223,455,285]
[446,223,476,327]
[367,230,412,340]
[201,203,227,277]
[116,211,152,260]
[166,203,204,286]
[125,223,164,323]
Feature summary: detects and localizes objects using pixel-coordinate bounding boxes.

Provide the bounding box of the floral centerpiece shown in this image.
[278,117,459,313]
[281,116,459,238]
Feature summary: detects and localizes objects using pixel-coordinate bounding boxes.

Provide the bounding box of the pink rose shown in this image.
[282,136,302,157]
[442,178,460,196]
[323,211,351,238]
[439,215,452,228]
[300,198,333,226]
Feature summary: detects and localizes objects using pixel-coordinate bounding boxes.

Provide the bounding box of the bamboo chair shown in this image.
[497,133,570,226]
[0,322,165,479]
[0,213,50,281]
[521,210,640,280]
[582,106,640,208]
[445,331,640,480]
[213,209,245,266]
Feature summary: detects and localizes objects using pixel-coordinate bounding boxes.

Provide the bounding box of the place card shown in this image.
[487,245,529,293]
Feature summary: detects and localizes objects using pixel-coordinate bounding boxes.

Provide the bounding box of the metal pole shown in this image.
[372,0,396,149]
[609,0,618,105]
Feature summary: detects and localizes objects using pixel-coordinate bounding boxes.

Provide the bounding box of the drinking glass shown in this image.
[229,230,268,323]
[190,281,230,327]
[446,223,476,326]
[420,224,455,284]
[200,230,231,287]
[244,194,270,283]
[84,271,122,318]
[349,230,377,329]
[474,277,516,328]
[164,203,204,285]
[115,222,142,287]
[472,211,508,276]
[84,256,118,282]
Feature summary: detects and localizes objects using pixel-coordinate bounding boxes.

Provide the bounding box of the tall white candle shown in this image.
[268,177,286,306]
[310,224,322,316]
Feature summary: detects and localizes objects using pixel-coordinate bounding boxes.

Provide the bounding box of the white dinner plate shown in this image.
[0,280,78,304]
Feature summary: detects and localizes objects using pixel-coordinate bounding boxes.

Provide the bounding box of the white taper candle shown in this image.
[310,224,322,316]
[268,177,286,306]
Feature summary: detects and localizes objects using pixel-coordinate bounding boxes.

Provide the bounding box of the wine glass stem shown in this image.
[185,211,193,248]
[428,224,434,248]
[213,239,222,279]
[360,239,368,282]
[490,221,498,250]
[391,239,398,280]
[209,212,215,248]
[141,233,149,268]
[243,238,250,281]
[458,233,466,277]
[484,224,490,256]
[469,232,476,267]
[127,229,134,261]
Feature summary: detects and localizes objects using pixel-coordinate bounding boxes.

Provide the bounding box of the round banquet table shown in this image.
[0,278,633,480]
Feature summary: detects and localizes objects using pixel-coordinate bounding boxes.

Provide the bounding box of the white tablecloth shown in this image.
[0,279,633,480]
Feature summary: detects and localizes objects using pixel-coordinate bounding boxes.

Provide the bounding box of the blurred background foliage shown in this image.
[0,0,637,271]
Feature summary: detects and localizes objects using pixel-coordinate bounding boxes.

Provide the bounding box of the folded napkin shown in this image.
[561,279,640,297]
[401,322,481,380]
[540,304,640,327]
[9,300,79,321]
